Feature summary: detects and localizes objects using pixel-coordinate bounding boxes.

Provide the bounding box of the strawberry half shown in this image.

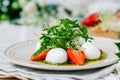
[67,48,86,65]
[30,50,49,61]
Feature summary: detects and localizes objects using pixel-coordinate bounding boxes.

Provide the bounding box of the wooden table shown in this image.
[88,27,120,40]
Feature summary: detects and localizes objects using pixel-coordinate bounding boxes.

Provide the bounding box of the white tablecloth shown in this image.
[0,23,120,80]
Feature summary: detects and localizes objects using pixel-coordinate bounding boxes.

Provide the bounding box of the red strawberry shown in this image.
[30,50,49,61]
[67,48,86,65]
[100,49,103,53]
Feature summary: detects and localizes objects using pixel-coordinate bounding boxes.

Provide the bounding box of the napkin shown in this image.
[0,62,117,80]
[0,70,29,80]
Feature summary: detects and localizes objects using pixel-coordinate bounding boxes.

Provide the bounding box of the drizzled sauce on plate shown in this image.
[36,52,107,66]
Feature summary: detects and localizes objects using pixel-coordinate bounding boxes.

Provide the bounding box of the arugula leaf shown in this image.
[115,42,120,58]
[115,43,120,51]
[33,18,92,56]
[116,52,120,58]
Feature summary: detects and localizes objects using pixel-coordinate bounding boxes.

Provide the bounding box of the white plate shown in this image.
[5,37,119,71]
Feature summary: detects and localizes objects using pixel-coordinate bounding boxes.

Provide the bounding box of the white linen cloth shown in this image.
[0,23,120,80]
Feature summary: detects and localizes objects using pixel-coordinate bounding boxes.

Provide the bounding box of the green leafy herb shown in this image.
[33,18,93,57]
[115,42,120,58]
[116,52,120,58]
[115,43,120,51]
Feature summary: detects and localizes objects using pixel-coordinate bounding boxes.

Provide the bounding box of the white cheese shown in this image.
[82,42,101,59]
[45,48,68,64]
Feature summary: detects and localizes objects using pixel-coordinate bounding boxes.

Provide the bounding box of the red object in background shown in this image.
[82,13,101,27]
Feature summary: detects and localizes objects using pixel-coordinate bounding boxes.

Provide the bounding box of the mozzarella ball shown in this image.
[45,48,68,64]
[82,42,101,59]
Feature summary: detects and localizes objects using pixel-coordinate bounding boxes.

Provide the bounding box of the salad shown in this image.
[30,18,106,65]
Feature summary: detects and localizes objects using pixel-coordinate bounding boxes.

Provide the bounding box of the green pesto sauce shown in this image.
[36,52,107,66]
[85,52,107,65]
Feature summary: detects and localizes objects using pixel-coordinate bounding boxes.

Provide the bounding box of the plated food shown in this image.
[30,18,107,65]
[4,18,120,70]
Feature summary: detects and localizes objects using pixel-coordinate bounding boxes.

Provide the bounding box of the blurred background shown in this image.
[0,0,91,26]
[0,0,120,25]
[0,0,120,39]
